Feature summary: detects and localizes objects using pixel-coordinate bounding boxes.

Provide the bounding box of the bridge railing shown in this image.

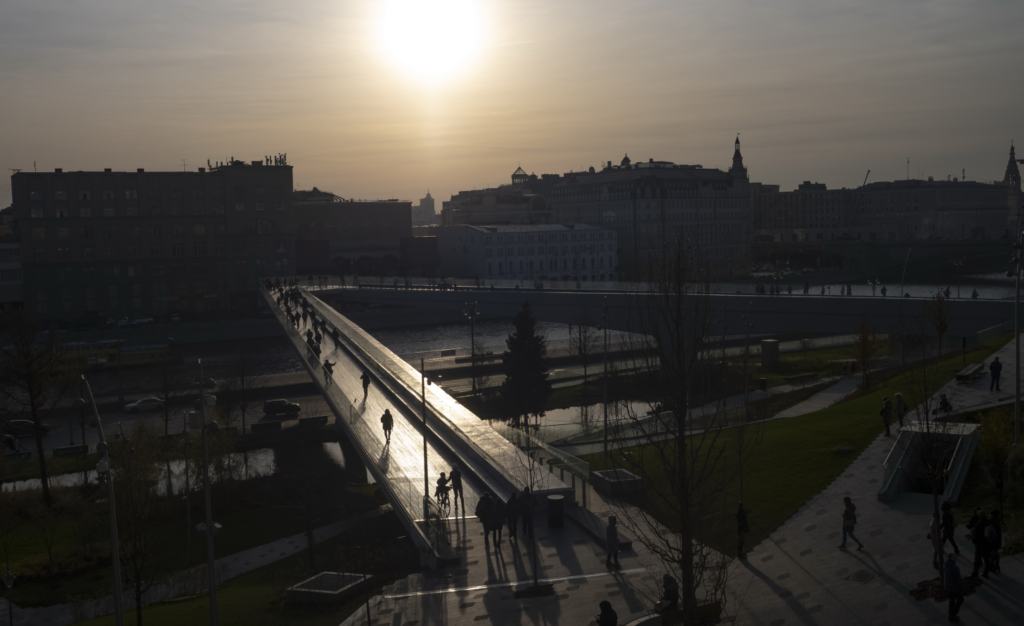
[261,284,445,559]
[489,420,589,509]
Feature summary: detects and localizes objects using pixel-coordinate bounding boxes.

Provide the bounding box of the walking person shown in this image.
[945,552,965,622]
[880,397,893,437]
[360,369,371,399]
[941,501,960,555]
[894,393,907,429]
[475,491,494,545]
[989,509,1003,573]
[380,409,394,444]
[520,487,535,537]
[605,516,621,568]
[990,356,1003,392]
[967,508,988,578]
[596,601,618,626]
[838,496,864,551]
[491,495,506,547]
[323,359,335,385]
[449,465,464,517]
[737,502,750,559]
[505,492,521,541]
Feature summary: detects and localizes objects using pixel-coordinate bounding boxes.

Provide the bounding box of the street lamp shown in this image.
[953,259,964,299]
[463,302,481,394]
[193,366,220,626]
[3,568,13,626]
[80,377,126,626]
[180,430,192,561]
[419,360,439,518]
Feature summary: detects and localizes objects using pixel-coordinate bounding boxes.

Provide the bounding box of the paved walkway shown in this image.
[4,505,391,626]
[927,338,1021,418]
[726,432,1024,625]
[773,377,860,419]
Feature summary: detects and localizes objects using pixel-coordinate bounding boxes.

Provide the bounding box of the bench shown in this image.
[956,363,985,383]
[298,415,329,428]
[784,373,817,385]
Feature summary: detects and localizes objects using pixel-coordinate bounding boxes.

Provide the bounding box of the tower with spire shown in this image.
[1006,142,1023,225]
[729,135,748,186]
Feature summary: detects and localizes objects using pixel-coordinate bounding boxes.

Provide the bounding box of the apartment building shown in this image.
[437,223,618,281]
[10,158,295,320]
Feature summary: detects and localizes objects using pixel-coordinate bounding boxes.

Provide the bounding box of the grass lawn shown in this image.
[72,512,417,626]
[730,343,891,388]
[1,427,383,607]
[582,335,1010,556]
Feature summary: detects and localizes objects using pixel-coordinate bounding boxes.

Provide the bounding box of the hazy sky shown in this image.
[2,0,1023,207]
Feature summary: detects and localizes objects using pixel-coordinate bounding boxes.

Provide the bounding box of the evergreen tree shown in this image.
[501,302,551,427]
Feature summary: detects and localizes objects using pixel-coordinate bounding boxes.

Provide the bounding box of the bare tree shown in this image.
[111,419,165,625]
[154,362,190,436]
[848,313,881,392]
[569,316,600,402]
[224,349,265,435]
[605,242,754,625]
[0,310,76,507]
[926,291,952,358]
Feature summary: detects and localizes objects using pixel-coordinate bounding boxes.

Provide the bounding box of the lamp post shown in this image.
[463,302,481,394]
[953,259,964,299]
[601,297,609,459]
[195,358,220,626]
[80,377,126,626]
[180,427,192,561]
[2,568,13,626]
[1008,205,1024,446]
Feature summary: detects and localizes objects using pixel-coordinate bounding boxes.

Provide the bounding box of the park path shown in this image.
[772,377,860,419]
[4,505,391,626]
[725,431,1024,625]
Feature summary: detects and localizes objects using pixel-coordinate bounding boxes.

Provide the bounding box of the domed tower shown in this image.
[620,154,632,168]
[512,166,529,187]
[729,135,748,185]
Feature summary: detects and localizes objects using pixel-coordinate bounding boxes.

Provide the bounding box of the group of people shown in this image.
[468,487,536,547]
[930,504,1004,622]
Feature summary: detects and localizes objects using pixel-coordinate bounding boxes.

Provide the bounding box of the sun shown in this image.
[377,0,485,83]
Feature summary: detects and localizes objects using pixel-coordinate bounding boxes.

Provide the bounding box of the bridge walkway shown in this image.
[261,284,572,565]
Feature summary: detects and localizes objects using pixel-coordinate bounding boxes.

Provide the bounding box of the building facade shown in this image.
[548,140,755,279]
[10,159,295,321]
[441,174,554,226]
[0,207,22,311]
[412,191,437,226]
[293,198,412,275]
[437,223,618,282]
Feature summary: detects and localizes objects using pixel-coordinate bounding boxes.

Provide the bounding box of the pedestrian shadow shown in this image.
[735,557,832,626]
[378,445,391,475]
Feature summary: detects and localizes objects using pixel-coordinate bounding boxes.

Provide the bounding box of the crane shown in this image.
[862,170,871,187]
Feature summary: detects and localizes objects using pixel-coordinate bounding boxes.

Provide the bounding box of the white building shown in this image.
[437,224,618,281]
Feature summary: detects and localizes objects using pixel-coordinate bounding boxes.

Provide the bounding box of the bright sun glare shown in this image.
[378,0,485,83]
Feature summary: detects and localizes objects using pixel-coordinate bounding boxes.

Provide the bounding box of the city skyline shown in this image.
[2,0,1024,206]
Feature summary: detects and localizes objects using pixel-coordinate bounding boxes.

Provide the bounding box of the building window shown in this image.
[126,206,138,216]
[103,207,115,217]
[194,243,206,256]
[276,203,285,211]
[58,227,69,240]
[78,191,92,201]
[83,248,94,260]
[32,227,45,240]
[255,203,265,212]
[30,207,43,218]
[150,245,160,257]
[236,242,246,253]
[235,202,245,211]
[79,207,92,218]
[30,191,43,201]
[128,226,140,237]
[172,224,184,236]
[55,207,69,218]
[172,244,184,256]
[55,191,67,200]
[57,248,70,261]
[193,224,206,236]
[105,247,116,258]
[129,247,139,257]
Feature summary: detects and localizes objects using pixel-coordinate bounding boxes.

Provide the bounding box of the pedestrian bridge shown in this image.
[259,283,579,567]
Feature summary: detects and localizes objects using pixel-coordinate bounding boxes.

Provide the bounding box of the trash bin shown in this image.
[547,494,564,529]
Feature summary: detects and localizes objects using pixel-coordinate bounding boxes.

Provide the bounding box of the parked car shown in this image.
[124,397,164,413]
[170,314,180,322]
[1,419,51,436]
[263,399,301,416]
[133,317,154,324]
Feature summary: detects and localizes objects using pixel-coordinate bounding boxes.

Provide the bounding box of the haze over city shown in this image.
[3,0,1024,206]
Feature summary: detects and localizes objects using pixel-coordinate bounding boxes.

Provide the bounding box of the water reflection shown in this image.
[2,448,276,494]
